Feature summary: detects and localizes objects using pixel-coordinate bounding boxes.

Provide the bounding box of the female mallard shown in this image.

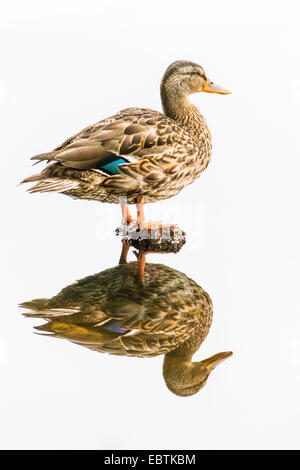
[20,262,232,396]
[21,60,230,229]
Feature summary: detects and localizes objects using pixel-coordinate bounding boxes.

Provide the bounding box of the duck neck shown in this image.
[163,344,193,366]
[162,348,194,395]
[160,86,209,141]
[163,348,191,371]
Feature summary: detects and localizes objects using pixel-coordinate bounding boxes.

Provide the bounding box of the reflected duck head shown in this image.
[163,351,233,397]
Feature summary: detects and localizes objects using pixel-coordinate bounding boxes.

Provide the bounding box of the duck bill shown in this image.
[201,351,233,371]
[202,80,231,95]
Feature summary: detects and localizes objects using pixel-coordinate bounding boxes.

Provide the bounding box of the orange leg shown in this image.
[136,197,175,231]
[136,197,146,229]
[135,250,146,284]
[119,239,130,265]
[134,249,170,284]
[121,203,135,225]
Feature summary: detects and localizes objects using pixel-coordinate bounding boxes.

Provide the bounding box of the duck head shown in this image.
[163,350,233,397]
[161,60,231,102]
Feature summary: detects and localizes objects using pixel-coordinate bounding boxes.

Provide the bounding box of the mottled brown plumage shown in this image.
[20,262,232,396]
[21,61,230,224]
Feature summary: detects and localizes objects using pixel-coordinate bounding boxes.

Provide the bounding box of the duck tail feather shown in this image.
[30,151,58,162]
[20,176,79,193]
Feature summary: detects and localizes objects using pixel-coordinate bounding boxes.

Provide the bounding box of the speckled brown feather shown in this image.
[20,262,213,359]
[22,106,211,204]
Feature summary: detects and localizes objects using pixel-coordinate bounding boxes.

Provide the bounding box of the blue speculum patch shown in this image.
[104,321,129,334]
[100,158,128,175]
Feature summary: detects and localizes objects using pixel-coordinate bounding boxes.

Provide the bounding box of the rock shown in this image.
[116,224,186,253]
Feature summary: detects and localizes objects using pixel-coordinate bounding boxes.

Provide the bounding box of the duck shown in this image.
[21,60,230,229]
[20,261,232,396]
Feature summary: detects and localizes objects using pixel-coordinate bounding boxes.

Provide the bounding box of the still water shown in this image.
[20,230,232,398]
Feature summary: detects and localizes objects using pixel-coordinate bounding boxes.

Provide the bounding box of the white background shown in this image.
[1,0,300,449]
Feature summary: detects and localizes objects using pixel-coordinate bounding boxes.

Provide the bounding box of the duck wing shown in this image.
[21,295,203,358]
[20,263,210,358]
[30,107,197,176]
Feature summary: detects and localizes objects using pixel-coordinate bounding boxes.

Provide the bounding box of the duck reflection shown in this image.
[20,237,232,397]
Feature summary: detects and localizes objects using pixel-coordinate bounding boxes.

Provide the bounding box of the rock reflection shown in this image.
[20,236,232,397]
